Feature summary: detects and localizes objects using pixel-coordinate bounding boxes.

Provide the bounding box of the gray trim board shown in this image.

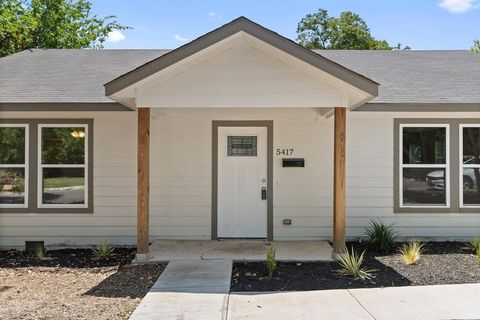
[212,120,274,241]
[358,103,480,112]
[394,118,480,214]
[105,17,378,97]
[0,119,94,214]
[0,102,131,112]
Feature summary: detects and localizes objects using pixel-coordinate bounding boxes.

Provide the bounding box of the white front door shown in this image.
[217,127,268,238]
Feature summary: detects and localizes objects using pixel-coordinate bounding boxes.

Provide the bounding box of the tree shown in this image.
[297,9,397,50]
[472,39,480,53]
[0,0,129,57]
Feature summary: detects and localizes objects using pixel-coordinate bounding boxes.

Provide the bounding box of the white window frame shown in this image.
[399,123,450,208]
[37,124,88,209]
[0,124,29,208]
[459,124,480,208]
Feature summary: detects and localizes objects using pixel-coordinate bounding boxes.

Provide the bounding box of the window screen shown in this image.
[227,136,257,156]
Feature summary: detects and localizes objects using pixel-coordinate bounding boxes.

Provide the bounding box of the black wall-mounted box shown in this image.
[282,158,305,167]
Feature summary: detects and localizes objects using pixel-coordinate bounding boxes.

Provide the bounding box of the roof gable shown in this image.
[104,17,379,98]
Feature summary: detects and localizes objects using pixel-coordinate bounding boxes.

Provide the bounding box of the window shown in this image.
[0,119,92,213]
[38,125,88,208]
[396,119,480,213]
[399,124,449,208]
[460,125,480,207]
[0,125,28,208]
[227,136,257,156]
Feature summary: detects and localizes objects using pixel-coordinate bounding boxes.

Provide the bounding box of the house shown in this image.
[1,17,480,260]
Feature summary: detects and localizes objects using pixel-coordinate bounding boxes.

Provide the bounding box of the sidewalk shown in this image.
[129,259,480,320]
[229,283,480,320]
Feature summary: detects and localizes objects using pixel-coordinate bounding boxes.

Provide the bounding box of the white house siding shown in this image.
[0,111,138,247]
[1,109,480,248]
[151,108,480,242]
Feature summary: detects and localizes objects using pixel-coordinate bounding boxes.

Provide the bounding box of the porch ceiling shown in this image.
[105,17,378,110]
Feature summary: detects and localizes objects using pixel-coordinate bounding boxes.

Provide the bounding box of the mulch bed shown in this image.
[231,242,480,292]
[0,248,165,320]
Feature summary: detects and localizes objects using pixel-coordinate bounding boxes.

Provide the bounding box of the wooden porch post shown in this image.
[333,107,346,255]
[137,108,150,260]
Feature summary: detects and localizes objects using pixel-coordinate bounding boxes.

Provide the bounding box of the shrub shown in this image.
[92,241,114,258]
[336,247,376,281]
[464,237,480,252]
[399,241,424,265]
[364,219,399,253]
[12,177,24,193]
[265,246,277,277]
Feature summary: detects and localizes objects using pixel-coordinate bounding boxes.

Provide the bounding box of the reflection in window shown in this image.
[461,126,480,206]
[42,168,85,205]
[403,127,446,164]
[403,168,446,206]
[39,125,87,207]
[227,136,257,156]
[400,125,448,207]
[0,126,27,207]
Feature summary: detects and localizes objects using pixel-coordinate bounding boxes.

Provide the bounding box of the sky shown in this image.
[92,0,480,50]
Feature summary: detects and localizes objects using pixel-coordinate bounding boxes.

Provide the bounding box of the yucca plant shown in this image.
[364,219,399,253]
[265,247,277,277]
[92,241,114,258]
[336,247,376,281]
[476,249,480,268]
[35,246,47,260]
[464,237,480,252]
[399,241,424,265]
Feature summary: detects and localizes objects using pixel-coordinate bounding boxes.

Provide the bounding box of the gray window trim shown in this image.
[394,118,480,214]
[0,119,93,214]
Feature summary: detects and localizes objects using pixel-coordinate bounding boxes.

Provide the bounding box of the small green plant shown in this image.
[35,246,47,260]
[336,247,376,281]
[476,249,480,268]
[364,219,399,253]
[399,241,424,265]
[265,247,277,277]
[92,241,114,258]
[464,237,480,252]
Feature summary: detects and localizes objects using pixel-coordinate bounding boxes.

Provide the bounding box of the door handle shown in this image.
[261,187,267,200]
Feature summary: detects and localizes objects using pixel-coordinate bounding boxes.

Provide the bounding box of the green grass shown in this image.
[44,177,84,189]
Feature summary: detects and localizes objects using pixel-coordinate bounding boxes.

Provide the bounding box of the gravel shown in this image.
[0,248,164,320]
[231,242,480,292]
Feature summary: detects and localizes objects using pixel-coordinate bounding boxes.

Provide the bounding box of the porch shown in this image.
[146,240,333,262]
[103,18,379,261]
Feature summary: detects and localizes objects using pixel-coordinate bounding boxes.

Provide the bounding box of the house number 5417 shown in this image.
[276,148,294,156]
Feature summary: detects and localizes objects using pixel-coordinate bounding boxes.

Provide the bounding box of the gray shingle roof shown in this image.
[0,49,169,104]
[1,48,479,105]
[317,50,480,104]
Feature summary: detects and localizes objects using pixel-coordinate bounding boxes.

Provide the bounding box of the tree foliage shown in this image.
[0,0,129,57]
[472,39,480,53]
[0,127,25,164]
[297,9,403,50]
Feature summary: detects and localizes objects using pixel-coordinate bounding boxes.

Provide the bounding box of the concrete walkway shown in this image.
[229,283,480,320]
[131,274,480,320]
[129,259,232,320]
[148,240,333,262]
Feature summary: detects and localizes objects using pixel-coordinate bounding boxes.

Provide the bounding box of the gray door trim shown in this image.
[212,120,274,240]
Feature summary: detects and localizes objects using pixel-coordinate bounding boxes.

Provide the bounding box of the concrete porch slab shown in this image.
[147,240,333,262]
